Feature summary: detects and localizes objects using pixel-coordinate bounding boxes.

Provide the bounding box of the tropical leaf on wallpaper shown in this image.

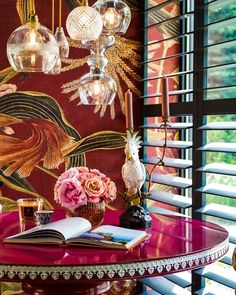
[0,169,53,209]
[64,131,125,170]
[0,196,17,212]
[0,91,84,171]
[64,131,125,158]
[0,92,124,203]
[0,68,18,85]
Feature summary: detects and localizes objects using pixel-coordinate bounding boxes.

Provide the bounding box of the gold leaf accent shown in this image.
[1,282,22,295]
[63,130,125,156]
[0,68,18,85]
[0,196,18,212]
[61,57,88,72]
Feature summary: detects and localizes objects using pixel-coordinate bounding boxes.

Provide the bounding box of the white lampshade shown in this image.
[66,6,103,41]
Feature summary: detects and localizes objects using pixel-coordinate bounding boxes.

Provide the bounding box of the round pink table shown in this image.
[0,210,229,294]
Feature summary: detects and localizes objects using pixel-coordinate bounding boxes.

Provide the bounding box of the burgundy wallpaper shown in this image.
[0,0,142,211]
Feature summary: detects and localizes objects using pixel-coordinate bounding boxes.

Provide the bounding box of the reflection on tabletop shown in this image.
[0,209,229,266]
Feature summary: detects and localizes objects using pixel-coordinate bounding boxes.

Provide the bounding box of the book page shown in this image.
[67,225,148,250]
[5,217,92,242]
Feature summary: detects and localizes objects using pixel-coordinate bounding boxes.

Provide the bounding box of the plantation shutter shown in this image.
[141,0,236,293]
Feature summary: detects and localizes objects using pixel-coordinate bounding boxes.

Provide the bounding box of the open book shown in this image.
[4,218,148,250]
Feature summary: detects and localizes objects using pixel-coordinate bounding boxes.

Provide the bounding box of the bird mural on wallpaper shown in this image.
[121,131,146,206]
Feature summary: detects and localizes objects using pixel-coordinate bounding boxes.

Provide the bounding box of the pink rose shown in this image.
[57,168,80,184]
[54,167,117,209]
[103,179,117,202]
[55,177,87,211]
[77,170,92,185]
[90,169,108,182]
[84,176,106,203]
[77,167,89,173]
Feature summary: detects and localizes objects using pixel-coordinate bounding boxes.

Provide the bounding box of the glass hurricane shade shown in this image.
[55,27,70,59]
[7,22,59,72]
[78,68,117,105]
[93,0,131,35]
[66,6,103,41]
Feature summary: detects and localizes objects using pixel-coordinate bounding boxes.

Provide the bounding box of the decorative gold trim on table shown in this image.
[0,239,229,281]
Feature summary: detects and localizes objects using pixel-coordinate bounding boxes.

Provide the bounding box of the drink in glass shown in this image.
[17,198,44,224]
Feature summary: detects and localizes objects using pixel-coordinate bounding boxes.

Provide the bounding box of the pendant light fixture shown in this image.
[55,0,70,58]
[66,0,103,41]
[78,67,117,105]
[45,0,61,75]
[7,0,59,73]
[93,0,132,36]
[78,42,117,105]
[81,35,115,55]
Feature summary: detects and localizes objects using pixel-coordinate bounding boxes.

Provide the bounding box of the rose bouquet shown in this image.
[54,167,117,212]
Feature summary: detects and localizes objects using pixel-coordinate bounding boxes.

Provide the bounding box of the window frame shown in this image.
[142,0,236,293]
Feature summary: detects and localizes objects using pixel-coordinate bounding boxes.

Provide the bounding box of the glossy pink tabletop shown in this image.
[0,210,229,282]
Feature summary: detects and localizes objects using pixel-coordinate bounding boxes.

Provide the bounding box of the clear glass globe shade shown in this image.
[66,6,103,41]
[93,0,132,35]
[55,27,70,58]
[88,80,106,100]
[103,7,122,30]
[7,22,59,72]
[78,71,117,105]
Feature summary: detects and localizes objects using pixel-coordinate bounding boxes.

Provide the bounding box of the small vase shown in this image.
[66,200,105,228]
